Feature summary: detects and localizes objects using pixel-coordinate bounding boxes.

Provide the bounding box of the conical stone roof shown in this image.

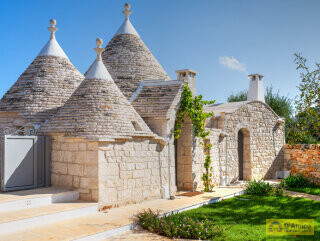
[102,3,171,100]
[42,38,155,141]
[0,19,83,125]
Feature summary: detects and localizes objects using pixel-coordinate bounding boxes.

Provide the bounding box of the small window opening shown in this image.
[132,121,142,131]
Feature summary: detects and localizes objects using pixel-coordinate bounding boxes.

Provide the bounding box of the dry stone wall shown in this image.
[191,101,285,187]
[176,116,193,190]
[51,137,99,201]
[50,136,177,206]
[284,144,320,184]
[222,102,285,182]
[192,129,223,189]
[98,138,176,207]
[177,117,225,190]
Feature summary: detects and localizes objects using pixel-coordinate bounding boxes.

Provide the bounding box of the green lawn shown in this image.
[287,187,320,197]
[183,195,320,241]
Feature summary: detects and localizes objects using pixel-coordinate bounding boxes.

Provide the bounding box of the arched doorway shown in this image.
[238,129,251,180]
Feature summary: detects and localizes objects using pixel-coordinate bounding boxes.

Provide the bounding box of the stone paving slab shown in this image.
[286,190,320,202]
[104,229,172,240]
[1,187,243,240]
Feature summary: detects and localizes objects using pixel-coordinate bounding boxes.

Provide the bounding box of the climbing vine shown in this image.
[174,84,215,192]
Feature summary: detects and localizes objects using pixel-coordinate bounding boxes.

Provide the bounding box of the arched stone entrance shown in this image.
[238,128,251,180]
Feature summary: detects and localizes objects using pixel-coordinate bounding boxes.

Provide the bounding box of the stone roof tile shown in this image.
[41,39,155,140]
[0,20,83,124]
[102,4,171,100]
[131,80,183,119]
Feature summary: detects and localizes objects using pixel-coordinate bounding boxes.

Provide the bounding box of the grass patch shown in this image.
[183,195,320,240]
[137,195,320,240]
[280,174,320,197]
[287,186,320,196]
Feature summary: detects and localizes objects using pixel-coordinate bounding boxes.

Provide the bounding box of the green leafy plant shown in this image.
[135,209,225,240]
[227,90,248,102]
[287,54,320,144]
[174,84,215,192]
[245,180,283,196]
[245,180,273,195]
[280,174,313,188]
[269,185,285,196]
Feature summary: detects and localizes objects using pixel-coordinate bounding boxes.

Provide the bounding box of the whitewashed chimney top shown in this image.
[247,73,265,102]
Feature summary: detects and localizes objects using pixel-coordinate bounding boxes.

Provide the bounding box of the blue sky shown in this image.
[1,0,319,103]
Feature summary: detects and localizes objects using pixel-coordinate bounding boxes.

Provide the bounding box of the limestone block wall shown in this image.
[176,116,193,190]
[222,102,285,182]
[177,117,224,191]
[51,137,99,201]
[284,144,320,184]
[192,129,223,190]
[51,136,177,206]
[137,117,177,194]
[98,138,175,207]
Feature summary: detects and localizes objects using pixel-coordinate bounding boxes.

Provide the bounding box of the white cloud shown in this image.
[219,56,247,73]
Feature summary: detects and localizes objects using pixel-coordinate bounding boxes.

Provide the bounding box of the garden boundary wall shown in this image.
[284,144,320,184]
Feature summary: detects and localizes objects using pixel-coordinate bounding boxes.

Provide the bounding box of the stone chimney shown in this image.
[248,73,265,102]
[175,69,197,95]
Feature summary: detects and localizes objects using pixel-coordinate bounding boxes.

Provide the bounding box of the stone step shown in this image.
[0,187,79,212]
[0,200,98,234]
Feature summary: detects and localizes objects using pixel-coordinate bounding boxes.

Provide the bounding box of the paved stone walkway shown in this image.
[104,229,172,240]
[286,190,320,201]
[2,187,243,240]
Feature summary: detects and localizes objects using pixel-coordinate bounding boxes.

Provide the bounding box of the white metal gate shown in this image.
[3,136,38,191]
[1,126,51,191]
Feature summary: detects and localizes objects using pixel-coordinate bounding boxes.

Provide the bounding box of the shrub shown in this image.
[135,209,225,240]
[245,180,273,195]
[280,174,313,188]
[270,185,285,196]
[245,180,283,196]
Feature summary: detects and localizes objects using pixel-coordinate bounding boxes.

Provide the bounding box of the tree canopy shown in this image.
[227,86,293,120]
[286,54,320,144]
[227,54,320,144]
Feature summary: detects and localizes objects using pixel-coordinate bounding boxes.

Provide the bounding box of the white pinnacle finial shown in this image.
[48,19,58,39]
[85,38,112,80]
[94,38,104,60]
[122,3,132,19]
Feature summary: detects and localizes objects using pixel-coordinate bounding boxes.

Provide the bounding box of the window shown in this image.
[132,121,142,131]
